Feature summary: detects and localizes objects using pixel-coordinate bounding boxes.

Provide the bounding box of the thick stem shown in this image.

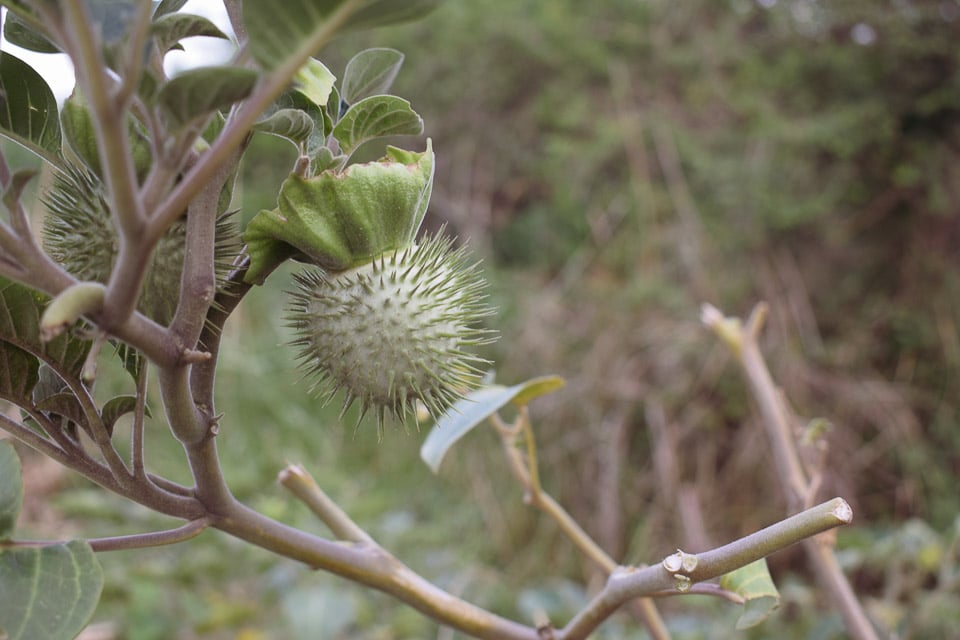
[212,499,538,640]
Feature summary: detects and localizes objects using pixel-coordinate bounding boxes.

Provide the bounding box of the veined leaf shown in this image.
[420,376,565,473]
[333,95,422,157]
[341,48,404,105]
[720,558,781,629]
[0,52,62,166]
[253,109,315,145]
[0,540,104,640]
[157,66,258,130]
[0,441,22,540]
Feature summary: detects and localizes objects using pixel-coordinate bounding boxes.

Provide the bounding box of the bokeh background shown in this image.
[7,0,960,638]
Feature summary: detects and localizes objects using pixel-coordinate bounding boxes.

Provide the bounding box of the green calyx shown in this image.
[287,233,496,431]
[243,141,434,284]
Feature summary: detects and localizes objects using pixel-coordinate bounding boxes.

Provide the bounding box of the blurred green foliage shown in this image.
[15,0,960,637]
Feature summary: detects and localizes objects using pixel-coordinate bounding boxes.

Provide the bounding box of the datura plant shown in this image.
[0,3,867,640]
[246,142,495,426]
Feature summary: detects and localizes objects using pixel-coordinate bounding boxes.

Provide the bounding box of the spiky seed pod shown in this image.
[42,163,239,326]
[287,234,496,430]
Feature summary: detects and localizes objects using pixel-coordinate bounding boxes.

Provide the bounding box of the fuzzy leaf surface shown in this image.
[341,48,404,104]
[253,108,315,144]
[420,376,566,473]
[0,442,22,540]
[243,142,434,282]
[720,559,780,629]
[0,540,104,640]
[157,66,258,130]
[333,95,422,157]
[0,52,62,165]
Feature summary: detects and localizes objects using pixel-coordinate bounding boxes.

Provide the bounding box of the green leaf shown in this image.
[156,66,259,130]
[2,11,59,53]
[35,392,86,429]
[720,559,781,629]
[55,91,158,180]
[253,109,315,145]
[151,12,230,54]
[276,90,330,158]
[294,58,337,107]
[341,48,404,105]
[0,343,39,406]
[333,95,422,157]
[420,376,566,473]
[0,277,92,391]
[339,0,442,32]
[101,395,149,434]
[153,0,189,18]
[0,442,22,540]
[0,540,104,640]
[0,52,62,165]
[244,0,439,71]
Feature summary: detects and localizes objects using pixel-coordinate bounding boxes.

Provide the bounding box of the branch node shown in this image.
[181,348,212,364]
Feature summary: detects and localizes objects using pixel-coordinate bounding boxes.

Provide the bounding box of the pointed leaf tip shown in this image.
[419,376,565,473]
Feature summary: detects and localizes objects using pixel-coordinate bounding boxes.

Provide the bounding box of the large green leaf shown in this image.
[156,66,259,130]
[0,540,104,640]
[0,441,22,540]
[719,558,781,629]
[340,48,404,105]
[0,52,62,165]
[420,376,565,473]
[332,95,422,157]
[243,0,440,71]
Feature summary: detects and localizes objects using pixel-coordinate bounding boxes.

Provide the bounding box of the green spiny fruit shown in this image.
[287,234,496,430]
[42,163,238,326]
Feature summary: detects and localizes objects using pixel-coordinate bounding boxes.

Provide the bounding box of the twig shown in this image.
[702,303,882,640]
[279,464,375,544]
[131,362,150,480]
[87,518,211,552]
[557,498,853,640]
[492,412,672,640]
